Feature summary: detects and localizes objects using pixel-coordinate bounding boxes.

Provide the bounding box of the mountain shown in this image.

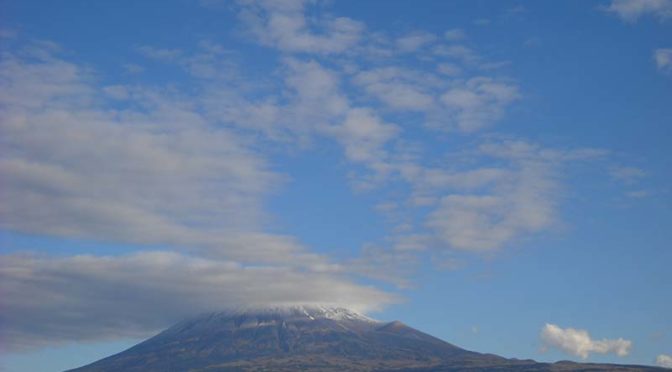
[67,306,662,372]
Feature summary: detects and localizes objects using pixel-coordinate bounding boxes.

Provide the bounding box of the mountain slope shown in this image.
[67,306,662,372]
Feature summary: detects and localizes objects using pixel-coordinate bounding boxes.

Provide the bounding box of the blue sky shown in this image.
[1,0,671,370]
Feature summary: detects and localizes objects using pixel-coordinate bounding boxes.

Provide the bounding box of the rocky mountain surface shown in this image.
[67,306,663,371]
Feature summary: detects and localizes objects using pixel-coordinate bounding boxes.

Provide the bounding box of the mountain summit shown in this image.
[67,306,662,371]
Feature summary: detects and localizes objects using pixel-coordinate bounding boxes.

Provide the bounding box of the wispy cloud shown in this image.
[0,45,305,264]
[138,41,239,79]
[420,141,605,251]
[444,29,466,42]
[654,48,672,74]
[236,0,364,54]
[604,0,672,22]
[610,166,647,183]
[439,77,520,132]
[136,45,183,61]
[353,67,437,112]
[396,31,437,53]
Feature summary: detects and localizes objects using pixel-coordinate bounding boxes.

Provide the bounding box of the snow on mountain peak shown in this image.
[208,304,379,323]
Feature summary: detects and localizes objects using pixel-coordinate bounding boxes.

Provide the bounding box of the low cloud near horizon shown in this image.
[657,354,672,368]
[541,323,632,359]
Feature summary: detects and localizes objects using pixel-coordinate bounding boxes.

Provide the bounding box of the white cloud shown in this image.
[418,140,605,251]
[201,57,402,186]
[444,28,466,41]
[413,167,507,191]
[347,245,418,288]
[624,189,650,198]
[284,58,350,125]
[439,77,520,131]
[604,0,672,22]
[237,0,364,54]
[327,108,399,166]
[0,251,396,351]
[0,28,17,39]
[122,63,145,74]
[437,62,462,77]
[230,1,519,140]
[200,58,348,142]
[609,166,649,198]
[339,138,607,259]
[349,45,518,134]
[657,354,672,368]
[354,67,437,111]
[654,48,672,74]
[0,37,593,285]
[396,31,436,52]
[541,323,632,359]
[0,43,337,265]
[138,41,238,79]
[425,164,554,251]
[136,45,183,61]
[610,166,647,183]
[433,44,478,64]
[0,41,403,296]
[474,18,491,26]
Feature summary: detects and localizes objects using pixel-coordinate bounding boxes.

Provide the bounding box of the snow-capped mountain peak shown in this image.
[208,304,379,323]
